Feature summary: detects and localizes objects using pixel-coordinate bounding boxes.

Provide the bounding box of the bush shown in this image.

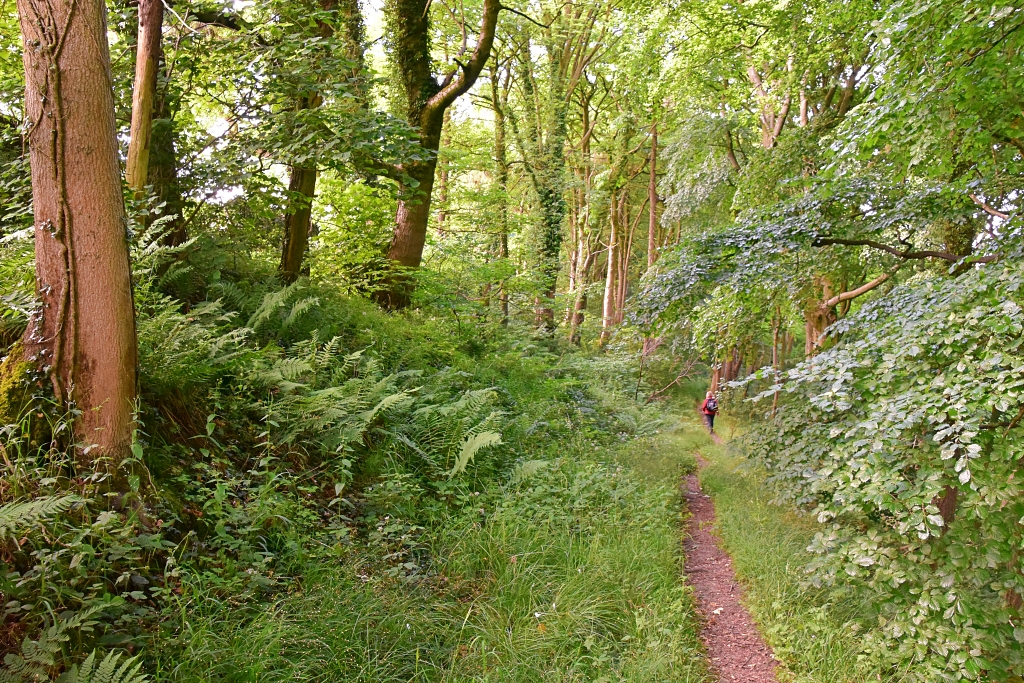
[743,265,1024,681]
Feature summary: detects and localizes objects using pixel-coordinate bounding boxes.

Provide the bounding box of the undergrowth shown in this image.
[0,230,711,681]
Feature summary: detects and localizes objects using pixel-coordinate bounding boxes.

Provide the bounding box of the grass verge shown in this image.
[687,408,911,683]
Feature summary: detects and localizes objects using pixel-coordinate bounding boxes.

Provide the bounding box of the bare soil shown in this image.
[682,461,778,682]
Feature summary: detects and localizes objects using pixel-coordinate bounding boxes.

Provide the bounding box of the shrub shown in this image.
[743,265,1024,681]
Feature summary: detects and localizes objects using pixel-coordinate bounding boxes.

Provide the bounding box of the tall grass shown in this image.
[148,427,711,683]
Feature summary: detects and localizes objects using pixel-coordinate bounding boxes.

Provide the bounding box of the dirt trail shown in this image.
[682,454,778,682]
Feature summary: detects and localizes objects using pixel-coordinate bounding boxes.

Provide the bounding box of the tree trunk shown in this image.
[378,160,439,308]
[569,294,587,344]
[338,0,366,84]
[724,128,741,172]
[377,0,501,308]
[279,0,364,282]
[279,165,318,283]
[726,348,741,382]
[569,249,596,345]
[18,0,138,466]
[498,230,509,323]
[489,63,510,325]
[935,485,958,529]
[615,197,631,325]
[601,192,619,344]
[149,87,186,246]
[436,108,452,233]
[647,124,658,269]
[126,0,163,195]
[805,279,838,356]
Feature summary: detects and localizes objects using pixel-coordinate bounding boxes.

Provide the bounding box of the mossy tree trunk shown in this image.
[375,0,501,309]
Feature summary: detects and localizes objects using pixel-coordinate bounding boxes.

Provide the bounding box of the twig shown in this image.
[970,193,1010,220]
[497,4,552,28]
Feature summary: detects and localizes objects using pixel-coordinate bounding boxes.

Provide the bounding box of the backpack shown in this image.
[705,397,718,413]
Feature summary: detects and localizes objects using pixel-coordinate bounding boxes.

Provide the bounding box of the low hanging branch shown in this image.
[646,356,698,404]
[813,236,998,263]
[823,265,902,308]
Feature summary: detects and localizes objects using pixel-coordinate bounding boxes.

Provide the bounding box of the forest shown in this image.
[0,0,1022,680]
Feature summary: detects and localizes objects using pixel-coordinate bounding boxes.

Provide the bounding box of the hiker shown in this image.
[701,391,719,433]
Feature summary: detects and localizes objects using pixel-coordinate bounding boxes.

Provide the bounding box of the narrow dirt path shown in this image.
[682,456,778,682]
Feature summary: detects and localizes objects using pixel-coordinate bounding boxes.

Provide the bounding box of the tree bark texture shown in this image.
[18,0,138,465]
[804,278,837,357]
[126,0,163,195]
[149,87,186,246]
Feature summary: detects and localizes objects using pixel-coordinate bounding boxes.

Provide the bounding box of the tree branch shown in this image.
[771,93,790,142]
[427,0,502,115]
[497,4,551,29]
[814,237,960,262]
[724,128,741,171]
[823,267,899,308]
[970,193,1009,220]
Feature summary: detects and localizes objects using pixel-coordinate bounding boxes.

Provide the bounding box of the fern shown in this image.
[56,651,147,683]
[207,280,251,312]
[447,431,502,478]
[246,282,300,331]
[246,282,321,334]
[281,296,320,330]
[258,357,314,393]
[0,495,80,541]
[510,459,551,485]
[358,390,411,424]
[0,609,101,682]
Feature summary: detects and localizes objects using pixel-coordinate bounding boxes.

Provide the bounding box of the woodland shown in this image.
[0,0,1022,680]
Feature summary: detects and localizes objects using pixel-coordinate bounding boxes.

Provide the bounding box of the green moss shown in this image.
[0,341,33,425]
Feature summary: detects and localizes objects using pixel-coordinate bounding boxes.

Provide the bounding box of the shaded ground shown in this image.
[682,459,778,682]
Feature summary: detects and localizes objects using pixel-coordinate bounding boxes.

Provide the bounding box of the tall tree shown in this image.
[375,0,501,308]
[505,4,608,327]
[489,60,511,324]
[126,3,245,245]
[17,0,137,464]
[647,123,658,269]
[280,0,366,283]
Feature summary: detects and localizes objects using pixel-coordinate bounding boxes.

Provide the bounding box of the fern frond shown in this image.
[263,357,313,386]
[448,431,502,478]
[358,391,411,424]
[247,282,302,331]
[0,495,81,541]
[0,608,103,683]
[282,296,320,330]
[510,460,551,485]
[55,651,147,683]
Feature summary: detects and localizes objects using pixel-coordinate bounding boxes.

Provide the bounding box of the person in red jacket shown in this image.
[701,391,719,433]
